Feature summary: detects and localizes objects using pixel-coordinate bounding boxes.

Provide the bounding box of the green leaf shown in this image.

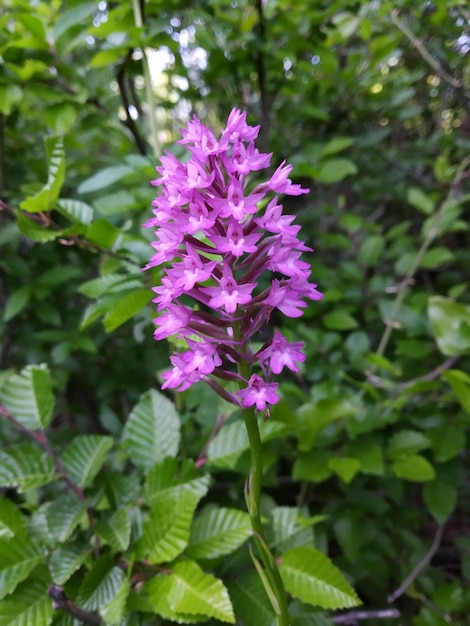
[15,214,62,243]
[228,570,275,626]
[328,457,361,484]
[423,481,457,523]
[99,576,130,625]
[56,199,94,225]
[78,165,134,194]
[420,247,454,269]
[94,190,139,215]
[0,579,53,626]
[293,451,332,483]
[0,85,23,115]
[61,435,113,488]
[0,536,46,600]
[315,158,357,183]
[407,187,434,215]
[0,364,54,430]
[123,389,181,471]
[53,2,97,40]
[44,103,77,134]
[0,444,57,492]
[279,547,361,609]
[428,296,470,356]
[49,543,90,585]
[143,458,210,506]
[95,509,131,552]
[102,289,151,332]
[386,430,431,460]
[0,499,27,540]
[187,507,252,559]
[3,286,31,322]
[320,137,354,157]
[137,490,200,563]
[146,559,235,623]
[77,556,127,611]
[46,492,85,543]
[271,507,316,552]
[441,370,470,414]
[85,219,121,248]
[295,399,355,452]
[207,420,290,469]
[358,235,384,266]
[79,273,141,298]
[20,136,65,213]
[322,311,358,331]
[392,455,436,482]
[428,426,466,462]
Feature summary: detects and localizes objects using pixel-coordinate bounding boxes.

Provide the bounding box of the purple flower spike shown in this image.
[145,108,323,412]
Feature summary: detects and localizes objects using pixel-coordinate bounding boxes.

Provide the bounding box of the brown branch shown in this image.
[0,404,85,502]
[116,52,148,156]
[195,412,230,467]
[390,10,462,89]
[388,524,445,603]
[333,608,400,624]
[49,586,102,626]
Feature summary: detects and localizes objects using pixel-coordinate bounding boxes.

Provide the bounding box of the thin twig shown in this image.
[366,355,461,393]
[388,524,445,603]
[333,608,400,624]
[0,404,85,502]
[374,154,470,361]
[49,586,102,626]
[116,51,148,156]
[390,10,461,89]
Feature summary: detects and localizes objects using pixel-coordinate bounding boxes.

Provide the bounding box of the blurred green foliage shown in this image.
[1,0,470,624]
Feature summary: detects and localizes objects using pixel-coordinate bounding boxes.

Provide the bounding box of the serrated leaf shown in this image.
[441,370,470,414]
[147,559,235,623]
[78,165,134,194]
[228,570,275,626]
[102,289,151,332]
[46,493,85,543]
[315,158,357,183]
[271,507,315,552]
[0,499,26,540]
[0,536,46,599]
[407,187,434,215]
[123,389,181,471]
[99,576,130,625]
[386,430,431,460]
[187,507,251,559]
[137,491,200,564]
[279,547,360,610]
[0,85,23,115]
[322,310,358,331]
[0,364,54,430]
[428,426,466,462]
[207,420,289,469]
[143,458,210,506]
[0,444,57,492]
[20,136,65,213]
[3,286,31,322]
[392,455,435,482]
[77,556,126,611]
[44,103,77,134]
[53,1,97,40]
[328,457,361,484]
[320,137,354,157]
[423,481,457,523]
[15,214,62,242]
[61,435,113,488]
[0,578,53,626]
[428,296,470,356]
[94,190,139,215]
[295,399,355,452]
[49,543,90,585]
[56,199,94,225]
[96,509,131,552]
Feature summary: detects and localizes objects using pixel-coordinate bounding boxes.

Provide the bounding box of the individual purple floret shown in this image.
[144,109,323,411]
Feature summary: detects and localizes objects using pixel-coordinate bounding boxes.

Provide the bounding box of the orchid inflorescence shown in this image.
[144,109,322,412]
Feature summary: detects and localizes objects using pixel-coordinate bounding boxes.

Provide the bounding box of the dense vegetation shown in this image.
[1,0,470,624]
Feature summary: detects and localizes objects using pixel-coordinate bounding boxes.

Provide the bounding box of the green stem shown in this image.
[236,346,290,625]
[131,0,160,158]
